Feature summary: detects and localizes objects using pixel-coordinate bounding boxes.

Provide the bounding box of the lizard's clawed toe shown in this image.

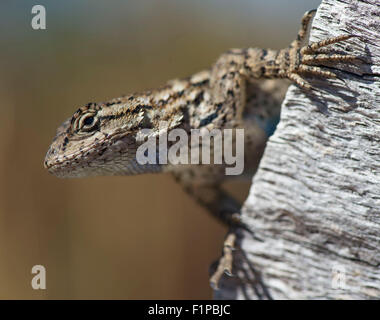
[298,65,338,78]
[300,34,355,55]
[288,73,312,90]
[288,33,359,89]
[303,53,357,64]
[209,233,236,290]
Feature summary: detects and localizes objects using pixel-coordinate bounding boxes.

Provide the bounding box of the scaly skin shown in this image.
[44,10,357,289]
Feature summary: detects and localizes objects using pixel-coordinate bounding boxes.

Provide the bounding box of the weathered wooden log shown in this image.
[216,0,380,300]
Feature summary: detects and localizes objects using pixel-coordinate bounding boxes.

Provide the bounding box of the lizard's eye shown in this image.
[74,112,99,133]
[83,116,94,126]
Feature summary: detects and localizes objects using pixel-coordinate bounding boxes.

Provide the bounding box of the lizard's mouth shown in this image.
[43,141,101,178]
[43,127,115,177]
[44,154,102,178]
[44,154,84,178]
[43,129,138,178]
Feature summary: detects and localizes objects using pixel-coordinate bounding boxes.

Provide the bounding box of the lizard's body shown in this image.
[44,10,357,287]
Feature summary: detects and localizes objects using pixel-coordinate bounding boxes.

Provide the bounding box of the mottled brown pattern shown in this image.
[44,10,358,289]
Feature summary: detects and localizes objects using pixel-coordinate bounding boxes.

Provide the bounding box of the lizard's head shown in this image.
[44,100,161,178]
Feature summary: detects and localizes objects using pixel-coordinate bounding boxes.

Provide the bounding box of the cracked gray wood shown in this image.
[215,0,380,300]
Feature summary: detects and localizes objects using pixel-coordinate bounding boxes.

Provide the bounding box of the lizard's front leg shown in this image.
[242,9,357,88]
[170,167,244,289]
[210,9,357,111]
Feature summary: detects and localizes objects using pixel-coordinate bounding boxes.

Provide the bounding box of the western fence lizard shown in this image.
[44,10,357,289]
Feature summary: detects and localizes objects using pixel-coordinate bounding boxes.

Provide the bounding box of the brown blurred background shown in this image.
[0,0,319,299]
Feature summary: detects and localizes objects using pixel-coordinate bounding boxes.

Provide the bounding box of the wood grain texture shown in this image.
[215,0,380,300]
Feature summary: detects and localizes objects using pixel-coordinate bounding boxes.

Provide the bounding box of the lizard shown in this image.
[44,10,358,290]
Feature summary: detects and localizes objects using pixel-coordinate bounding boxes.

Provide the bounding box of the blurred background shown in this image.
[0,0,320,299]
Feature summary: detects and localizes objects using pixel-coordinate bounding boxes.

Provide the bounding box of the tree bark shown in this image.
[215,0,380,300]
